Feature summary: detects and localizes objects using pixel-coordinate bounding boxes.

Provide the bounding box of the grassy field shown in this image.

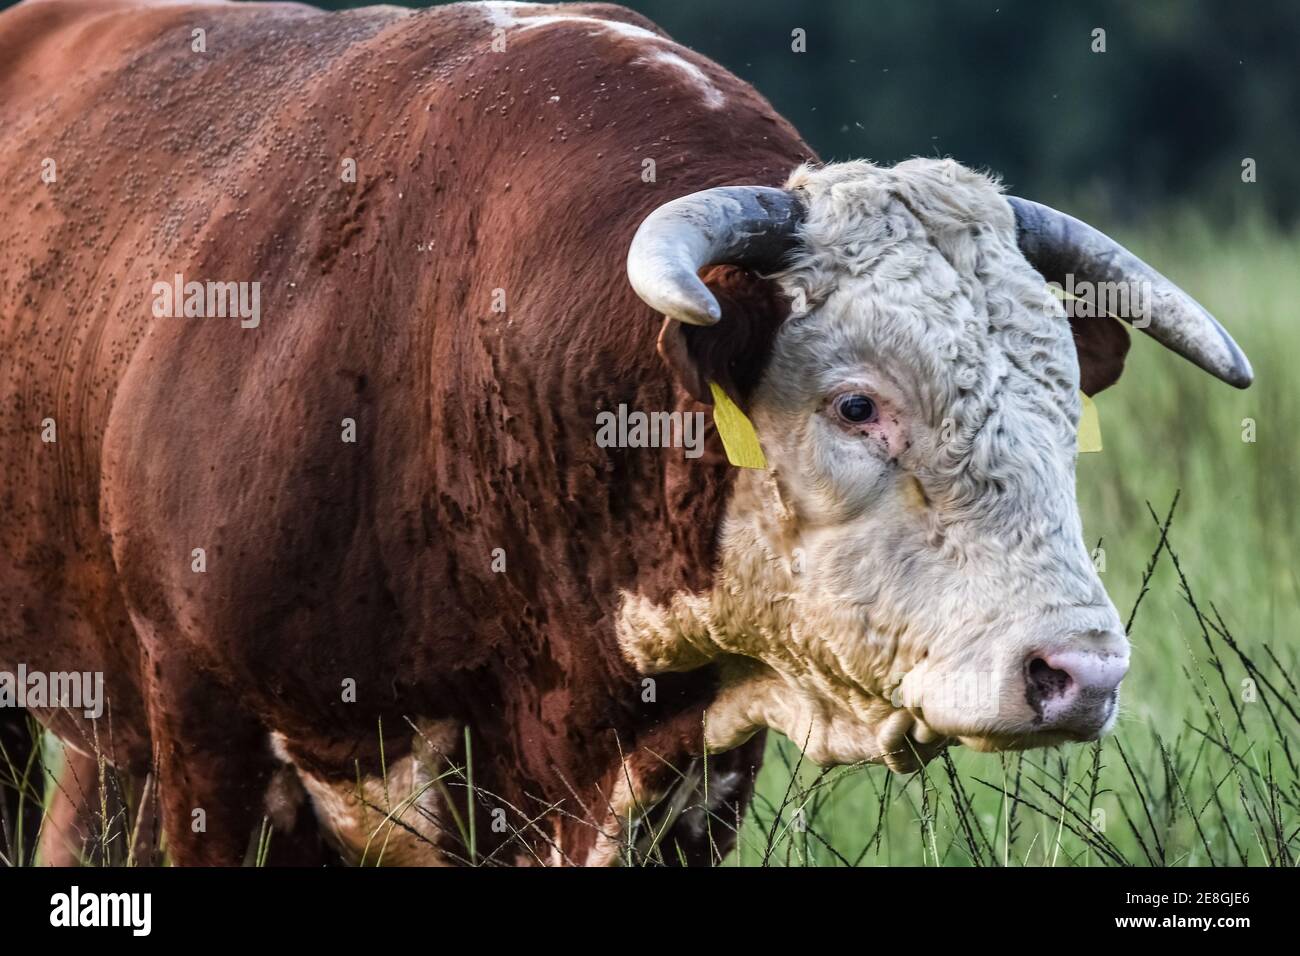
[735,210,1300,866]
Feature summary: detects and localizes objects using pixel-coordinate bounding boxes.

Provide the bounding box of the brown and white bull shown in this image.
[0,0,1250,866]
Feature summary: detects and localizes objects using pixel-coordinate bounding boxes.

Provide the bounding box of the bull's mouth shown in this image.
[957,729,1088,753]
[876,704,1091,770]
[877,713,1092,768]
[955,697,1120,752]
[874,721,1087,772]
[880,725,1107,771]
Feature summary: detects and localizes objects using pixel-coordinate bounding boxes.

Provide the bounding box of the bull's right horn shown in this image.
[627,186,804,326]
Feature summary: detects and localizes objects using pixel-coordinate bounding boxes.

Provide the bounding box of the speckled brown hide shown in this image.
[0,0,814,864]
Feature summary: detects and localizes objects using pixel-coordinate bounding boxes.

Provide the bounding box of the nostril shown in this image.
[1027,657,1074,702]
[1026,647,1129,730]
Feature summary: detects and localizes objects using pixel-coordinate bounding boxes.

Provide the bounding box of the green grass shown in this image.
[734,210,1300,866]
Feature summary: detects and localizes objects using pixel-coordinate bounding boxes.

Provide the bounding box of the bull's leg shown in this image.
[144,665,332,866]
[0,709,44,866]
[144,665,282,866]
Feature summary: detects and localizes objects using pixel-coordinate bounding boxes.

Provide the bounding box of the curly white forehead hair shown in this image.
[773,158,1080,517]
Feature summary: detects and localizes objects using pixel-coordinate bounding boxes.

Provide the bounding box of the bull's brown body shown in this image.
[0,0,811,863]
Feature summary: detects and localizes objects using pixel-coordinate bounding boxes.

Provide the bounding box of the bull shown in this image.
[0,0,1250,865]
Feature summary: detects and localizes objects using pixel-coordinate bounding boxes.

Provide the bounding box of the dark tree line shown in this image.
[626,0,1299,224]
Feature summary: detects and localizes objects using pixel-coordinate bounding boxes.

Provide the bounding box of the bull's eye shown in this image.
[834,393,878,425]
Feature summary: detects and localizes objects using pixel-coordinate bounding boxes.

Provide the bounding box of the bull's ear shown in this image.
[1071,313,1131,396]
[656,265,790,406]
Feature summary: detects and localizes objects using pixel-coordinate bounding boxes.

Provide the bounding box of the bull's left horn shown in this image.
[627,186,803,325]
[1008,196,1253,388]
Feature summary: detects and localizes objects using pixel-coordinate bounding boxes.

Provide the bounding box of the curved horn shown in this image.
[627,186,803,326]
[1008,197,1253,388]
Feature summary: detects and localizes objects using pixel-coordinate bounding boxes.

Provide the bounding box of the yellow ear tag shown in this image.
[708,381,767,469]
[1078,391,1102,453]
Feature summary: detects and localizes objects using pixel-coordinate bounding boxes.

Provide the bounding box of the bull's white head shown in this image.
[623,159,1252,770]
